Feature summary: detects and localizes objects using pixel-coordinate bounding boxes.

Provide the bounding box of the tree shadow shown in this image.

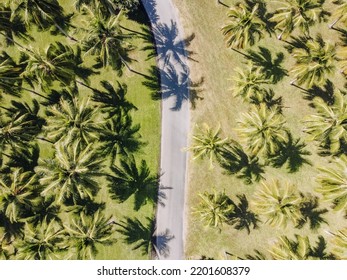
[116,216,174,259]
[219,144,265,184]
[310,236,336,260]
[303,80,335,106]
[143,65,203,110]
[296,193,328,231]
[268,131,312,173]
[246,46,288,83]
[142,20,196,67]
[227,194,260,234]
[7,143,40,172]
[141,0,159,25]
[249,88,283,113]
[127,1,154,25]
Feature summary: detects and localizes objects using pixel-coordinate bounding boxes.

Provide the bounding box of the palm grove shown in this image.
[187,0,347,259]
[0,0,163,259]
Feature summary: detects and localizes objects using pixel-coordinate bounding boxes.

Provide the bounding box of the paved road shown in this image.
[142,0,190,260]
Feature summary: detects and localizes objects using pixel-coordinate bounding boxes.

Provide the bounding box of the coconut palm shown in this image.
[270,235,335,260]
[194,189,234,230]
[35,141,104,204]
[0,111,41,155]
[336,45,347,76]
[329,1,347,30]
[99,113,143,163]
[186,123,230,169]
[15,219,66,260]
[221,3,265,49]
[21,43,86,91]
[44,97,101,145]
[0,168,38,223]
[290,34,336,88]
[270,0,328,39]
[268,131,311,173]
[219,143,265,184]
[231,63,270,101]
[315,155,347,211]
[237,104,287,156]
[75,0,139,15]
[227,194,259,234]
[251,180,301,228]
[82,8,132,72]
[64,210,116,260]
[331,227,347,259]
[303,91,347,154]
[108,155,159,210]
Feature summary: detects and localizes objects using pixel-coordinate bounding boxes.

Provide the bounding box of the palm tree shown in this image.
[194,189,234,230]
[221,3,265,49]
[108,155,159,210]
[270,235,335,260]
[251,180,301,228]
[303,91,347,154]
[268,131,311,173]
[219,143,265,184]
[329,1,347,30]
[227,194,259,234]
[0,111,41,155]
[290,34,336,88]
[269,0,328,39]
[35,141,104,204]
[21,43,86,91]
[82,8,132,72]
[186,123,229,169]
[331,227,347,259]
[44,97,101,145]
[0,168,38,223]
[236,104,287,156]
[64,210,116,260]
[99,112,143,163]
[315,155,347,211]
[336,45,347,76]
[231,63,270,101]
[75,0,139,16]
[15,219,67,260]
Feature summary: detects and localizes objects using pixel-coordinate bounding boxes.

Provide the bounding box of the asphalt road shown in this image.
[142,0,190,260]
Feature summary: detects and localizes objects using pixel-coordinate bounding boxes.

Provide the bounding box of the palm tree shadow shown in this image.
[141,20,196,67]
[269,132,312,173]
[304,80,335,106]
[143,65,203,110]
[141,0,159,25]
[247,46,288,83]
[116,216,174,259]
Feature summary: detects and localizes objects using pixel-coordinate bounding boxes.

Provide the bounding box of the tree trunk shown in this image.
[329,15,343,29]
[0,32,34,54]
[290,80,310,93]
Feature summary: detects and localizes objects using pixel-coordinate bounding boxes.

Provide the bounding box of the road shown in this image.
[141,0,190,260]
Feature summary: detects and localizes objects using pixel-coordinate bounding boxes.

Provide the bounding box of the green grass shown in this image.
[0,1,160,260]
[173,0,347,259]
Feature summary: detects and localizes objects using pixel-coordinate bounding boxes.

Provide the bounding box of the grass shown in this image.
[172,0,347,259]
[0,1,160,260]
